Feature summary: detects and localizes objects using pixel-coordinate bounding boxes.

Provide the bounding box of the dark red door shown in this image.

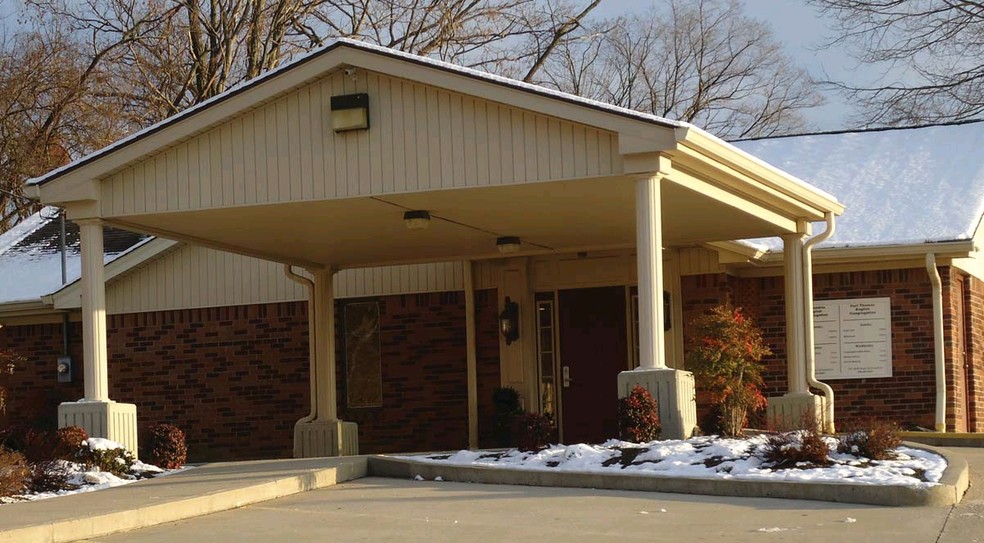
[558,286,627,444]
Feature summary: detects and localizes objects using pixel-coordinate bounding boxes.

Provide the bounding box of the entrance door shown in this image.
[557,286,627,444]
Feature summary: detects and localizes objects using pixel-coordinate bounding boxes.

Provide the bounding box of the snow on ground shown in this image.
[1,438,184,503]
[399,434,946,488]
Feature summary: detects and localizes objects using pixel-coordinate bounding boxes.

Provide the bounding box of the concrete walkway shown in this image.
[2,448,982,543]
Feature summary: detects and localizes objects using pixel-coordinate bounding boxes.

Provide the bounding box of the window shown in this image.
[344,301,382,408]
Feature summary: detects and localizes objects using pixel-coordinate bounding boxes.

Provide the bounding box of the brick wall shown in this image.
[965,275,984,432]
[682,268,950,431]
[0,289,500,461]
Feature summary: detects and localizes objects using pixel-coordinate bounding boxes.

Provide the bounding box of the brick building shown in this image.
[2,41,980,461]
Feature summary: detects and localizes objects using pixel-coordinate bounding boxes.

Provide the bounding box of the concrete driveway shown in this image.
[79,449,984,543]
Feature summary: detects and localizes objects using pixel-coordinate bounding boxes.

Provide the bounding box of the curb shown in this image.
[0,457,367,543]
[368,442,968,507]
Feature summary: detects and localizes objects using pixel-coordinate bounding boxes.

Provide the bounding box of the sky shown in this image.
[596,0,857,131]
[0,0,859,131]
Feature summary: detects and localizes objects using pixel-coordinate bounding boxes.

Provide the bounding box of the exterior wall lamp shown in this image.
[496,236,521,253]
[330,93,370,132]
[499,296,520,345]
[403,210,431,229]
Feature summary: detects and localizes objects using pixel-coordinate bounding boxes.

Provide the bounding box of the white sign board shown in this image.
[813,297,892,380]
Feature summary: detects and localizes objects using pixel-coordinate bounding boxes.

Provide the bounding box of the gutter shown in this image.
[926,254,947,432]
[803,212,837,432]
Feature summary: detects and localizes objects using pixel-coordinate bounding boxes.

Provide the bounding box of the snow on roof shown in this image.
[733,121,984,251]
[29,38,683,187]
[0,209,152,305]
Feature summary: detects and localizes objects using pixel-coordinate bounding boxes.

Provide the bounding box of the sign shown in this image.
[813,297,892,379]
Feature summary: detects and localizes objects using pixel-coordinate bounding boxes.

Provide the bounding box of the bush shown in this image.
[617,386,661,443]
[492,387,524,447]
[52,427,89,461]
[145,423,187,469]
[27,461,77,494]
[513,412,556,452]
[0,424,30,454]
[763,429,831,469]
[838,419,902,460]
[20,429,56,464]
[685,305,770,437]
[79,442,135,477]
[0,447,29,498]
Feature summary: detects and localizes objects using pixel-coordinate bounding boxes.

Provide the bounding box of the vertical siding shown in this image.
[678,247,723,275]
[105,245,466,314]
[101,71,622,217]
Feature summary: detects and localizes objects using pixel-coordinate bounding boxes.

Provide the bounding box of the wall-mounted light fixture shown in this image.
[496,236,521,253]
[403,210,431,230]
[330,93,370,132]
[499,296,520,345]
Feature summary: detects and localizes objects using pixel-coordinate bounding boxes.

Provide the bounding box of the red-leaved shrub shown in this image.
[617,386,661,443]
[513,413,556,452]
[838,419,902,460]
[0,447,29,498]
[52,426,89,461]
[145,423,187,469]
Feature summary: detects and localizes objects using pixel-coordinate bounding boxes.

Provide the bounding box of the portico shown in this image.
[29,39,843,455]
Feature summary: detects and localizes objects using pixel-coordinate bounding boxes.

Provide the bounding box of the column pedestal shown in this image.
[294,420,359,457]
[618,368,696,440]
[58,401,139,457]
[766,392,824,431]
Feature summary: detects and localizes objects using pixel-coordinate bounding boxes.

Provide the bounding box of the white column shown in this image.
[312,268,337,421]
[781,233,808,394]
[636,174,666,369]
[78,219,110,401]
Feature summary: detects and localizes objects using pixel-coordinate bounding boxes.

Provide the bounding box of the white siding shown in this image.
[100,70,622,217]
[105,244,467,314]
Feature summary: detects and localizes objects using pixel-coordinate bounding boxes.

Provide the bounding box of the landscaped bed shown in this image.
[397,433,947,488]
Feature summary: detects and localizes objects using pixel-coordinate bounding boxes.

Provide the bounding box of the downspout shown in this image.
[284,265,317,424]
[59,211,70,356]
[926,254,947,432]
[803,212,837,432]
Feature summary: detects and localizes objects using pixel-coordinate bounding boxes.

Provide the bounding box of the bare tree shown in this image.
[811,0,984,126]
[0,28,127,230]
[536,0,824,138]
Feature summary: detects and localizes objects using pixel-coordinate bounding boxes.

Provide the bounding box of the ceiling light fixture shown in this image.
[496,236,521,253]
[403,210,431,230]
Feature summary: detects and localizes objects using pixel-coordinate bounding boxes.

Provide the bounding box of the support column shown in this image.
[617,170,697,440]
[58,218,138,456]
[293,268,359,457]
[767,233,823,430]
[465,261,479,449]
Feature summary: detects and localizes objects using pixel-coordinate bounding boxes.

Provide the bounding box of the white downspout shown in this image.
[926,254,947,432]
[803,212,837,433]
[285,264,317,424]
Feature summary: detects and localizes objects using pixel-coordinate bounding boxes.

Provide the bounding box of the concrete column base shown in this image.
[58,401,139,457]
[767,393,824,431]
[618,368,697,440]
[294,419,359,457]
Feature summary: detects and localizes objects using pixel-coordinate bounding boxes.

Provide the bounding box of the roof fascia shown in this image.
[673,126,846,219]
[716,239,976,269]
[0,300,57,319]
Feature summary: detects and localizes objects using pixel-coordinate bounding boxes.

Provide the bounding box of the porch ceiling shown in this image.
[110,176,791,269]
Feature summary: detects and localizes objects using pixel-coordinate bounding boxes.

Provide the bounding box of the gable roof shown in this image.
[734,121,984,251]
[0,209,152,305]
[27,38,683,190]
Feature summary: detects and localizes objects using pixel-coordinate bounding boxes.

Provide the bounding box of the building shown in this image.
[4,41,976,462]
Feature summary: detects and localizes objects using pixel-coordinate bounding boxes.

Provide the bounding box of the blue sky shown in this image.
[596,0,856,130]
[1,0,856,130]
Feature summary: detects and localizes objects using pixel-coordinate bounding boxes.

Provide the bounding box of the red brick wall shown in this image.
[966,276,984,431]
[0,321,84,430]
[337,289,500,454]
[682,268,948,431]
[0,289,500,461]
